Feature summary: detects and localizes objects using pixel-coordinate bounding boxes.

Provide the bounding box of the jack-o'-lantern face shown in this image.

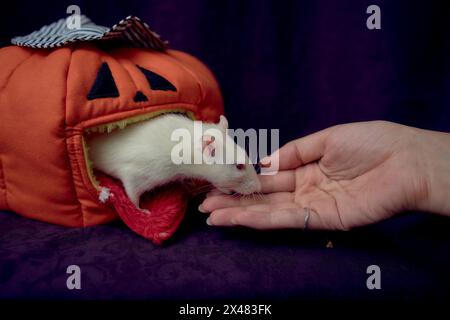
[65,46,223,129]
[86,62,177,102]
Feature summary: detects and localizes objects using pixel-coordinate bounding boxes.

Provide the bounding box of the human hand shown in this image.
[200,121,449,230]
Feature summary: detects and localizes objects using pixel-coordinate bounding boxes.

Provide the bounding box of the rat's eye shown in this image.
[236,164,245,170]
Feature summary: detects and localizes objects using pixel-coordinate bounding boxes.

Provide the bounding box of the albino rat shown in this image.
[87,113,261,212]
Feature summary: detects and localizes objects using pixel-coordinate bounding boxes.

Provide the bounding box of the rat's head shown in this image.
[195,116,261,195]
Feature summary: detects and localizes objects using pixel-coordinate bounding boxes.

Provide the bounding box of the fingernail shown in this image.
[198,204,207,213]
[259,157,271,168]
[206,217,213,226]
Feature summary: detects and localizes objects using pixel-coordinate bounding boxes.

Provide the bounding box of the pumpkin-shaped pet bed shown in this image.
[0,16,223,244]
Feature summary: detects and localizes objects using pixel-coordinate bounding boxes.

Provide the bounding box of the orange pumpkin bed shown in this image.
[0,40,224,244]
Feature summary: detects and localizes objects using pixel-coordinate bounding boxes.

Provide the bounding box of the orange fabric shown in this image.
[0,44,224,227]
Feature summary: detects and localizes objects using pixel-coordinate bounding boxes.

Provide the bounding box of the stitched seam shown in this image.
[116,58,139,93]
[0,51,34,93]
[73,139,89,226]
[63,46,85,226]
[165,54,206,107]
[79,101,199,128]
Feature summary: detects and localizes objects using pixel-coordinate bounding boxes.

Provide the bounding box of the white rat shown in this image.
[87,113,261,212]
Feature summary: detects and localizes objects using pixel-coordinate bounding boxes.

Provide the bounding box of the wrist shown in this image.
[412,127,450,215]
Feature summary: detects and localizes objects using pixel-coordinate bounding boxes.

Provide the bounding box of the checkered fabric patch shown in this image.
[11,15,167,51]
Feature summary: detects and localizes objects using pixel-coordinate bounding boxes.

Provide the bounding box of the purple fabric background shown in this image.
[1,208,450,300]
[1,0,449,300]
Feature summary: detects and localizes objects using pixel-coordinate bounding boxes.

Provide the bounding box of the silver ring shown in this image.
[303,207,311,230]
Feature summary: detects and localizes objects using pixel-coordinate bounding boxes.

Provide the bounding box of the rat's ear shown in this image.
[218,115,228,130]
[202,135,216,157]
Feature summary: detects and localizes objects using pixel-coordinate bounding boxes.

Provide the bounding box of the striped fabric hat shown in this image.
[11,15,167,51]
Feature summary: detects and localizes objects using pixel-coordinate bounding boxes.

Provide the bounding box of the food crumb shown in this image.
[326,241,334,249]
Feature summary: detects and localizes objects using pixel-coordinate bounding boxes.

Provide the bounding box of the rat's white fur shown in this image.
[87,114,261,210]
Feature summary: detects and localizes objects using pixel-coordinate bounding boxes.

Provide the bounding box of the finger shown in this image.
[207,204,324,230]
[261,128,331,172]
[259,170,295,193]
[201,192,293,212]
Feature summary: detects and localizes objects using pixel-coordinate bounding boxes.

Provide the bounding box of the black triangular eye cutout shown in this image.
[137,65,177,92]
[87,62,120,100]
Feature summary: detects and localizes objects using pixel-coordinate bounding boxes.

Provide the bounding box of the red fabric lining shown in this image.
[97,172,188,245]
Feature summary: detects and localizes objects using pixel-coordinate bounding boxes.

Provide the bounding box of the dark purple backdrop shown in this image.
[0,0,449,302]
[1,0,449,141]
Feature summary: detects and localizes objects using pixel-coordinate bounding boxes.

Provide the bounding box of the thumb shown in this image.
[261,127,331,172]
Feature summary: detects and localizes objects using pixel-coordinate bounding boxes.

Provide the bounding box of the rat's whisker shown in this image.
[190,182,213,190]
[190,187,212,194]
[189,184,215,195]
[255,192,267,203]
[231,192,242,200]
[193,186,214,193]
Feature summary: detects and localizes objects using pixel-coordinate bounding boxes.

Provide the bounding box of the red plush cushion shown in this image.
[97,173,188,245]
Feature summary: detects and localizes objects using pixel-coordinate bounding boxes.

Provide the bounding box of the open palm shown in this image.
[201,121,428,230]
